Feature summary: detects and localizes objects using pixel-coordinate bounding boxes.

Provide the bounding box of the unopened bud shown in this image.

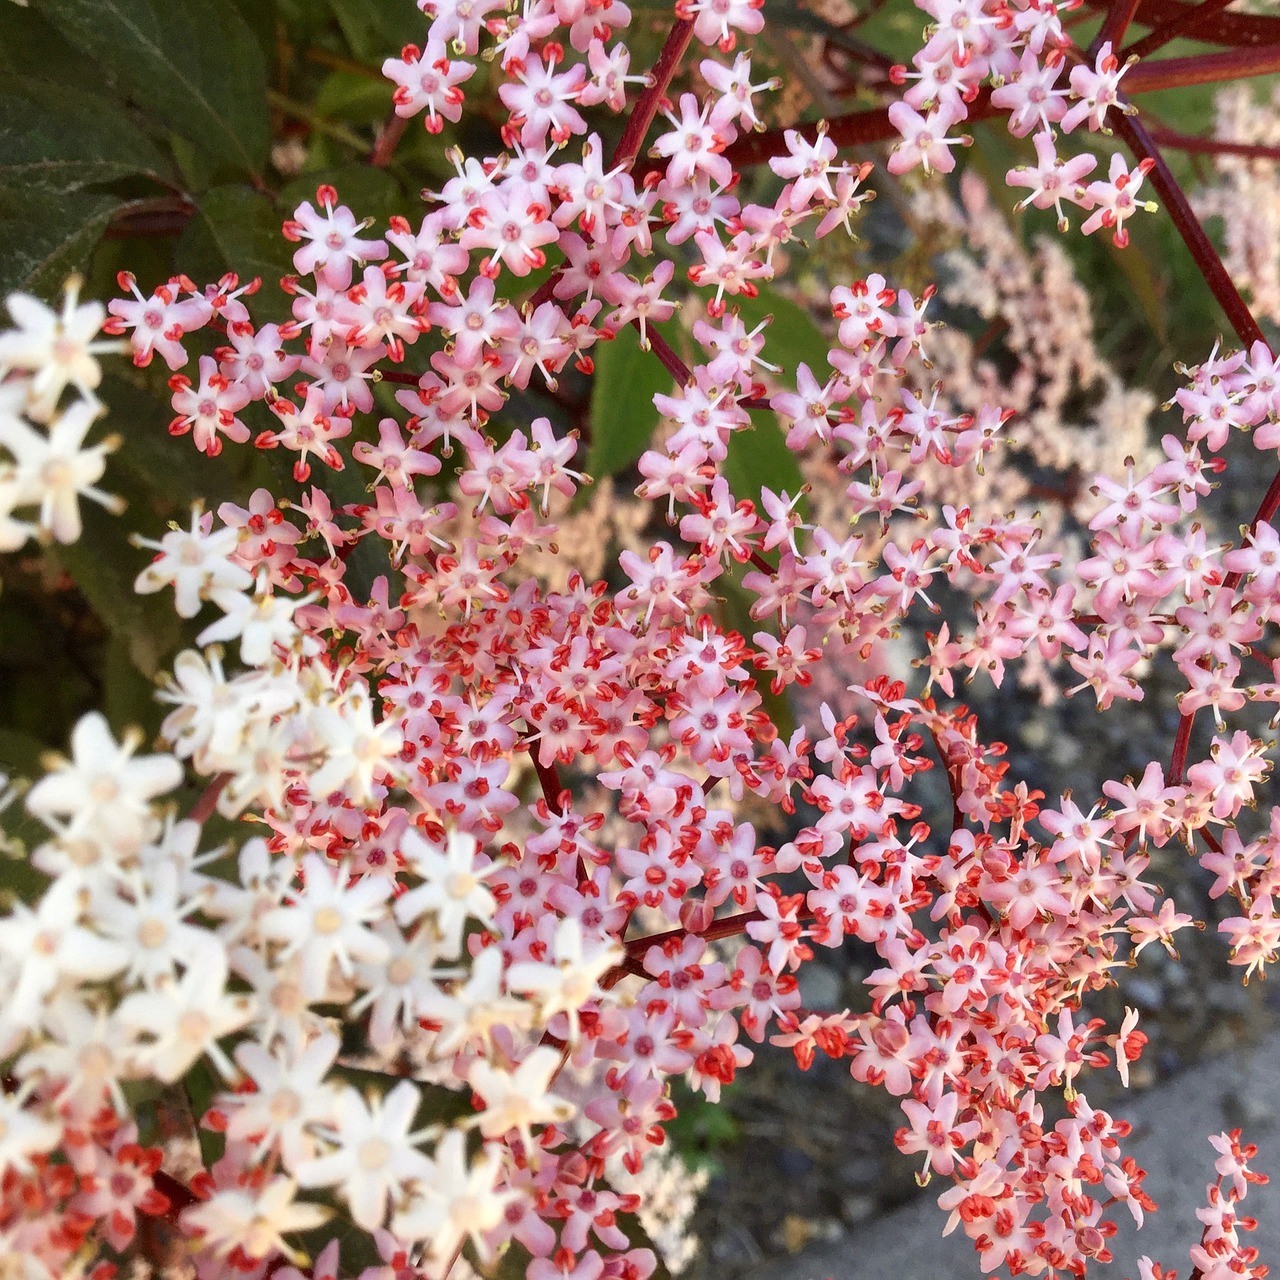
[679,899,715,934]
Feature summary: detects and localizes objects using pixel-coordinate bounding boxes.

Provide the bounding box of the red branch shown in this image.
[1147,124,1280,161]
[370,113,408,168]
[1091,0,1145,58]
[1124,42,1280,92]
[1121,0,1235,59]
[525,20,695,317]
[624,907,765,960]
[187,773,231,825]
[612,19,695,170]
[1088,0,1280,48]
[722,46,1280,169]
[1110,105,1267,350]
[527,746,568,815]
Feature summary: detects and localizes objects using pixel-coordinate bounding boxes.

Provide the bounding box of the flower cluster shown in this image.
[0,279,125,548]
[887,5,1158,245]
[2,0,1280,1278]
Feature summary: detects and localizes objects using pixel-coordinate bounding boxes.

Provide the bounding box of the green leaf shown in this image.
[178,186,295,320]
[0,190,123,299]
[587,326,675,479]
[0,3,93,80]
[316,70,399,125]
[0,729,48,780]
[0,79,170,196]
[101,373,244,511]
[724,410,805,509]
[326,0,425,63]
[731,286,833,384]
[33,0,271,175]
[280,166,403,227]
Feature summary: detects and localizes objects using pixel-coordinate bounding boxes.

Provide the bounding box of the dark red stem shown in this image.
[370,114,408,168]
[187,773,231,825]
[723,45,1280,169]
[1123,42,1280,92]
[1091,0,1145,58]
[1121,0,1235,60]
[613,19,695,170]
[1110,105,1267,350]
[527,746,568,815]
[624,907,765,959]
[1146,125,1280,162]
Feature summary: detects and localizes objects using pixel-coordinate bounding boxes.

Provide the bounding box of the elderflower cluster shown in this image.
[888,4,1158,245]
[3,0,1280,1277]
[1194,81,1280,325]
[0,279,125,549]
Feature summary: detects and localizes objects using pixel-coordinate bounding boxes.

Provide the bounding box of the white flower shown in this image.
[17,995,129,1115]
[295,1080,436,1229]
[133,506,253,617]
[467,1046,575,1148]
[197,572,318,666]
[305,681,405,804]
[391,1129,515,1260]
[350,921,454,1051]
[426,942,532,1058]
[181,1176,329,1262]
[0,876,129,1032]
[116,947,254,1081]
[0,278,121,422]
[0,399,122,544]
[506,917,621,1043]
[0,1082,60,1176]
[93,857,218,988]
[226,948,321,1055]
[0,471,36,551]
[393,828,498,958]
[260,854,392,998]
[223,1032,341,1170]
[26,712,182,856]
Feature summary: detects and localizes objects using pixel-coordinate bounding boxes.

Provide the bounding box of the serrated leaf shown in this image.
[178,186,295,321]
[0,79,170,196]
[0,190,123,298]
[587,327,674,479]
[33,0,271,175]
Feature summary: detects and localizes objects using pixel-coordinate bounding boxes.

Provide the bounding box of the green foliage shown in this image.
[33,0,272,175]
[587,325,675,479]
[179,186,297,321]
[0,79,171,197]
[0,192,124,299]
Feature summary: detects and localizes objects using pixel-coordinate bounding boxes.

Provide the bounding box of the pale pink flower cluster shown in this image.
[888,1,1157,244]
[2,0,1280,1277]
[1194,82,1280,325]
